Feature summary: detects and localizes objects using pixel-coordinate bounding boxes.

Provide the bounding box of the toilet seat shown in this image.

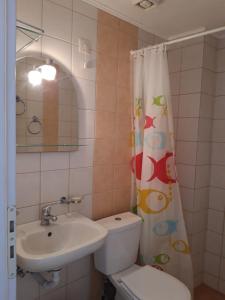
[110,264,191,300]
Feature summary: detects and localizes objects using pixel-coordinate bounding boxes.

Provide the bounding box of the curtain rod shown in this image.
[130,25,225,55]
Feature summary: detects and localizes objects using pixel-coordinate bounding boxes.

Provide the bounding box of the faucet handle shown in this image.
[42,205,52,215]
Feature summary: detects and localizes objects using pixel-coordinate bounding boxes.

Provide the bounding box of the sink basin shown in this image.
[17,212,108,272]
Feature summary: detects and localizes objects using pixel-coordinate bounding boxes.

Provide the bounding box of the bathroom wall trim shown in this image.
[0,0,16,299]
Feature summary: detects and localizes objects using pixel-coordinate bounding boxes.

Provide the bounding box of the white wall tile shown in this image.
[206,230,223,255]
[204,252,221,277]
[191,231,205,255]
[179,94,200,117]
[67,255,91,283]
[198,118,212,142]
[17,153,40,173]
[200,94,213,118]
[180,187,194,211]
[171,95,179,117]
[72,12,97,50]
[50,0,72,9]
[177,118,198,141]
[70,194,92,218]
[73,0,97,19]
[181,44,204,70]
[201,69,216,96]
[212,120,225,142]
[17,273,40,300]
[168,48,181,73]
[43,0,72,42]
[72,45,96,81]
[177,164,196,188]
[203,273,219,290]
[67,276,90,300]
[17,205,40,225]
[69,167,93,195]
[195,165,210,188]
[217,49,225,72]
[69,139,93,168]
[17,0,43,28]
[74,77,96,110]
[211,165,225,188]
[42,36,72,72]
[209,188,225,211]
[221,259,225,281]
[170,72,180,95]
[17,173,40,207]
[180,69,202,94]
[41,170,69,203]
[207,209,224,234]
[78,110,95,138]
[211,143,225,165]
[214,96,225,119]
[41,152,69,171]
[219,279,225,295]
[196,142,211,165]
[216,72,225,96]
[176,141,197,164]
[204,44,216,72]
[192,210,207,234]
[194,188,209,211]
[40,287,66,300]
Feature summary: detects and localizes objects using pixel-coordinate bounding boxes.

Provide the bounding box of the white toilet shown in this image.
[94,212,191,300]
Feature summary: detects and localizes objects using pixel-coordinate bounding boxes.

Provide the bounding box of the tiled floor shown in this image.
[194,285,225,300]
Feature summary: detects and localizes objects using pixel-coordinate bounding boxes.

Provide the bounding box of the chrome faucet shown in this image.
[41,205,58,226]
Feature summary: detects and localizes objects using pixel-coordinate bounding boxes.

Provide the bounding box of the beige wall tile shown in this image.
[95,111,115,139]
[93,165,113,193]
[96,81,117,112]
[97,23,119,57]
[94,139,114,165]
[98,10,120,29]
[92,192,114,220]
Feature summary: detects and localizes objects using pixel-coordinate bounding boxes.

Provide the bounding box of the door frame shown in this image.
[0,0,16,299]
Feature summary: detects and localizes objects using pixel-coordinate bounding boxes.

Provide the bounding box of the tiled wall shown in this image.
[204,37,225,294]
[17,1,96,299]
[16,1,161,299]
[92,11,138,219]
[167,36,217,287]
[17,0,225,297]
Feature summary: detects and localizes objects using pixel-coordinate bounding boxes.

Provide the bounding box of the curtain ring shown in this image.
[27,115,42,135]
[16,95,26,116]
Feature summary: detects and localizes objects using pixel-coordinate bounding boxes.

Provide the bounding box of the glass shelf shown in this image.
[16,20,44,53]
[16,144,87,148]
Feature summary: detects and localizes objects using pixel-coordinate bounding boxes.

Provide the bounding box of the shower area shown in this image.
[132,28,225,295]
[167,34,225,292]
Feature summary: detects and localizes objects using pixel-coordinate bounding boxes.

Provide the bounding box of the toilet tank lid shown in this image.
[97,212,142,233]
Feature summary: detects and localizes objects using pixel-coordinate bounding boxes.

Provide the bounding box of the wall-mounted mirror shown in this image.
[16,55,78,152]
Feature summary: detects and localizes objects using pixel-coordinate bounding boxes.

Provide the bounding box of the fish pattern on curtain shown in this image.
[130,44,193,292]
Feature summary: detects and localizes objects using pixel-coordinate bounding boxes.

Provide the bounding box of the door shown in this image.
[0,0,17,300]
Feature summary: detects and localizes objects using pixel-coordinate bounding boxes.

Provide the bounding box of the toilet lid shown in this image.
[120,265,191,300]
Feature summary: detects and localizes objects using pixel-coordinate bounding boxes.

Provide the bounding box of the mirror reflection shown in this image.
[16,56,78,152]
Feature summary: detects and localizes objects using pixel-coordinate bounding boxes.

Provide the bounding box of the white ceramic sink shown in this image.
[17,212,108,272]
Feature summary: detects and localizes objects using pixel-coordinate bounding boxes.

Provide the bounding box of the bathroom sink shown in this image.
[17,212,108,272]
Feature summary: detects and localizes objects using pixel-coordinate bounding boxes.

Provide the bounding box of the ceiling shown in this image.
[83,0,225,39]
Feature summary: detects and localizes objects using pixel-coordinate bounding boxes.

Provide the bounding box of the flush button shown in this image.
[115,217,122,221]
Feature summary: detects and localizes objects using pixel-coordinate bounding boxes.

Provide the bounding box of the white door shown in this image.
[0,0,17,300]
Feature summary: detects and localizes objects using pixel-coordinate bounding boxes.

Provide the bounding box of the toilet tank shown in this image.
[94,212,142,275]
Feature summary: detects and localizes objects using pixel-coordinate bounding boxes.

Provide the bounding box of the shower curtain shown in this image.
[131,44,193,291]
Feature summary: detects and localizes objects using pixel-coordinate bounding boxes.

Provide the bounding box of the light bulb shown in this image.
[39,64,56,81]
[28,69,42,86]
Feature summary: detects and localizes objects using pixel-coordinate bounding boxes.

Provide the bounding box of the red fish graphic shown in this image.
[148,152,176,184]
[144,116,156,129]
